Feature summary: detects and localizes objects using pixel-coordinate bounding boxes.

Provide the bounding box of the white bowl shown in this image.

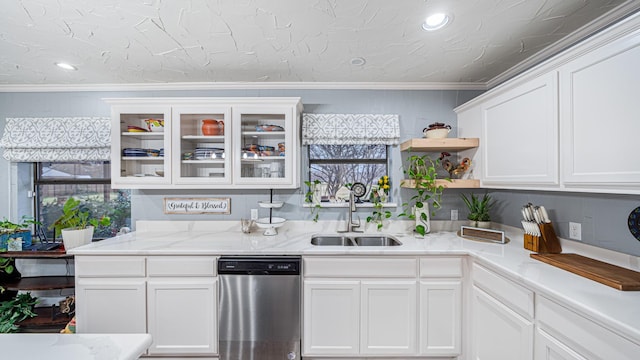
[424,128,450,138]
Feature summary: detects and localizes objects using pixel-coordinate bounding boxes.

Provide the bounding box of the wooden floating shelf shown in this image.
[18,306,73,331]
[401,179,480,189]
[3,276,75,291]
[400,138,479,152]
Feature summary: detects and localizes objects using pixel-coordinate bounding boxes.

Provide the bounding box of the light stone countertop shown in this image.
[69,220,640,346]
[0,333,152,360]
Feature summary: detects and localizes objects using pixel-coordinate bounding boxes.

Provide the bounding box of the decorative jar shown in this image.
[202,119,220,135]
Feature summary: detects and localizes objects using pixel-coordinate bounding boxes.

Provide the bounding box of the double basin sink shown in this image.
[311,234,401,247]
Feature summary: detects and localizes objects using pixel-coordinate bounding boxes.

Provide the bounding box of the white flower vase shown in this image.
[312,186,322,205]
[61,226,94,250]
[414,204,431,235]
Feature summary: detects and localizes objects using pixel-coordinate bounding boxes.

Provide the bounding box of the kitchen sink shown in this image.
[310,236,355,246]
[310,234,401,247]
[353,236,401,246]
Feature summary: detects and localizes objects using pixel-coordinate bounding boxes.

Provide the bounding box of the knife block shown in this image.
[524,222,562,254]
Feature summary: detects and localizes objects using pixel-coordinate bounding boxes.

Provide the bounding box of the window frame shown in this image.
[307,144,390,202]
[33,161,127,241]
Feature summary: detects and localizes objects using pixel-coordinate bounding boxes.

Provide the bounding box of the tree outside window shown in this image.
[308,144,388,200]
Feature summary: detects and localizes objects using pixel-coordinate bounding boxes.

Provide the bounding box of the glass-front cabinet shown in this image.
[107,98,302,189]
[110,104,172,188]
[172,106,232,186]
[234,106,294,186]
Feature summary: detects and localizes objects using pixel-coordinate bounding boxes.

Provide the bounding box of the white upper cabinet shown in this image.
[559,26,640,193]
[106,97,302,189]
[171,105,232,186]
[110,104,173,188]
[232,105,298,187]
[456,12,640,194]
[480,72,559,187]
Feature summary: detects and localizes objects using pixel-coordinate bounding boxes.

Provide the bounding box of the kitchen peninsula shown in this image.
[70,220,640,359]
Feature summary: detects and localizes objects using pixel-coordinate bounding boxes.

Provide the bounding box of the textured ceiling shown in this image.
[0,0,636,87]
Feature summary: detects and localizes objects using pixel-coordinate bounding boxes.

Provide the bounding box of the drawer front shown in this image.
[147,256,217,277]
[472,263,533,319]
[420,257,463,278]
[76,256,146,277]
[537,295,640,359]
[304,257,417,278]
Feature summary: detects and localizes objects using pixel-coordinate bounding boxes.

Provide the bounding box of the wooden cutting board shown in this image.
[531,253,640,291]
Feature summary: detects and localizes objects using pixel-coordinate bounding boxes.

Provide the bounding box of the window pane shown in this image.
[35,161,130,240]
[38,162,110,180]
[37,185,130,240]
[310,163,387,198]
[309,144,387,160]
[308,145,388,200]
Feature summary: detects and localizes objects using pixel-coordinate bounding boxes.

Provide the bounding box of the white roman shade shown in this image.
[0,117,111,162]
[302,114,400,145]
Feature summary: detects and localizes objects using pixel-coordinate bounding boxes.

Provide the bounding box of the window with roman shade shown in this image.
[0,117,111,162]
[303,113,399,201]
[302,114,400,145]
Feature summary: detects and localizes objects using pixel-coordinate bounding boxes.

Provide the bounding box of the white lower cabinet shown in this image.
[535,328,587,360]
[360,281,417,355]
[147,278,217,355]
[471,263,534,360]
[75,256,218,358]
[535,295,640,360]
[303,279,417,357]
[420,280,462,356]
[303,280,361,355]
[303,256,463,358]
[419,257,463,357]
[472,286,533,360]
[303,257,418,357]
[76,277,147,334]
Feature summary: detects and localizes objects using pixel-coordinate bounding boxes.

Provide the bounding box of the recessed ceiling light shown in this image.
[350,57,366,66]
[422,12,451,31]
[55,62,77,71]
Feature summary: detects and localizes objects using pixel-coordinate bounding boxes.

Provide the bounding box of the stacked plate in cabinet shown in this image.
[122,148,147,157]
[194,147,224,160]
[122,148,162,157]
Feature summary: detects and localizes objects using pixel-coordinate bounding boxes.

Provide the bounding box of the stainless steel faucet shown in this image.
[339,191,362,233]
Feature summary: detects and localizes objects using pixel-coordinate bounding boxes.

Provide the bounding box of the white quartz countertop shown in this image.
[69,220,640,345]
[0,333,152,360]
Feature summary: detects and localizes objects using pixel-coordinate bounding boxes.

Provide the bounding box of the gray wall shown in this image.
[2,89,640,256]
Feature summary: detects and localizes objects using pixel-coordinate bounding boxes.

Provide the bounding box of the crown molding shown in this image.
[0,81,487,93]
[487,0,640,89]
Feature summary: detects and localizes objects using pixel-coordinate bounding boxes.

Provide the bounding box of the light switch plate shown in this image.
[250,209,258,221]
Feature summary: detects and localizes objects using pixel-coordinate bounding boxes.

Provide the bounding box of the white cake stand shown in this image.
[255,217,286,236]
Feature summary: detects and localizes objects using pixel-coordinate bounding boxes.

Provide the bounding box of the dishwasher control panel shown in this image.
[218,256,301,275]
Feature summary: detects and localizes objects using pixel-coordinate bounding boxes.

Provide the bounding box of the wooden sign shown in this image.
[164,198,231,215]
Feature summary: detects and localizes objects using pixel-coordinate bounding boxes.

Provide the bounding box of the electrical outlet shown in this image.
[250,209,258,221]
[569,222,582,241]
[451,209,459,221]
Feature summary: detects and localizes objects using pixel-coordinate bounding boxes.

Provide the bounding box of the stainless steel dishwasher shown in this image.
[218,256,301,360]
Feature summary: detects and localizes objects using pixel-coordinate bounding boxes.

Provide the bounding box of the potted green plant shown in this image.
[399,154,449,236]
[49,197,111,250]
[460,192,494,228]
[0,292,39,333]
